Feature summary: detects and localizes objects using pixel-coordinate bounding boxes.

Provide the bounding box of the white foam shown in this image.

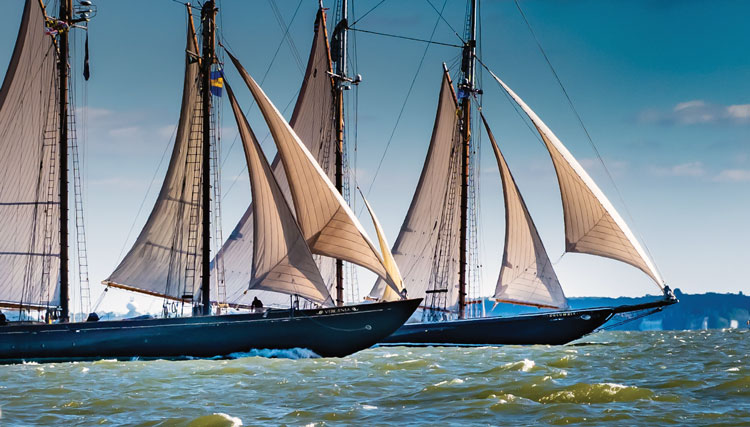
[213,413,243,426]
[228,348,320,360]
[361,404,378,410]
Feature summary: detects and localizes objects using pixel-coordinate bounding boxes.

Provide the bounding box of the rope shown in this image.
[219,0,305,168]
[423,0,465,44]
[512,0,664,284]
[595,307,662,331]
[347,27,461,48]
[349,0,387,27]
[360,0,450,203]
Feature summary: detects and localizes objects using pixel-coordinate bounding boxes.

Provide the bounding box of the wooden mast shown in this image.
[200,0,216,315]
[333,0,348,307]
[58,0,72,322]
[458,0,477,320]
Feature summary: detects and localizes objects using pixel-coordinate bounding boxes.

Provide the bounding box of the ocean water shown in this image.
[0,329,747,426]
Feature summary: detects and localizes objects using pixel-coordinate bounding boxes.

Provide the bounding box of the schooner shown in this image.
[0,0,419,363]
[370,0,677,345]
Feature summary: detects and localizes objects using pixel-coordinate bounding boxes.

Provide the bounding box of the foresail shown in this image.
[367,71,462,306]
[487,69,664,287]
[0,0,61,308]
[227,52,393,285]
[214,10,336,308]
[360,192,404,302]
[481,114,568,309]
[226,83,332,306]
[104,28,204,301]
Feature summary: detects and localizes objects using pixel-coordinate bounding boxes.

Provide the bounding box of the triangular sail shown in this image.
[226,83,332,306]
[227,51,395,286]
[487,69,664,287]
[104,26,204,300]
[359,191,404,302]
[481,114,568,309]
[0,0,61,309]
[214,10,336,307]
[367,70,462,306]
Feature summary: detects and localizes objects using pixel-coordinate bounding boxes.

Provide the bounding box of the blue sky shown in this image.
[1,0,748,313]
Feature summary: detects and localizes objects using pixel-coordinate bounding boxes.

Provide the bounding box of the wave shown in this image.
[539,382,654,404]
[186,413,243,427]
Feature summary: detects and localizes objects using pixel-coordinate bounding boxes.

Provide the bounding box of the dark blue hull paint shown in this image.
[380,299,676,346]
[0,299,421,363]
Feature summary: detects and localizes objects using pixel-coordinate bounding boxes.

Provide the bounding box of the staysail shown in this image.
[487,69,664,287]
[226,82,332,306]
[359,191,405,302]
[481,113,568,309]
[368,70,462,305]
[0,0,61,309]
[227,52,395,286]
[214,10,336,307]
[104,26,204,300]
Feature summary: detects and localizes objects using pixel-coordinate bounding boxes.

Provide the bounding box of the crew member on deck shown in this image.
[0,310,7,326]
[251,297,263,311]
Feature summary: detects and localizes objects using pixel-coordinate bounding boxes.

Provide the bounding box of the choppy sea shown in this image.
[0,329,747,426]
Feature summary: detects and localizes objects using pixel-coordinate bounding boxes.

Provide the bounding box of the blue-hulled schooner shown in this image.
[372,0,677,345]
[0,0,419,363]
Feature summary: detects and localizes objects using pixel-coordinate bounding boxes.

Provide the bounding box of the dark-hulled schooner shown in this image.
[0,0,419,363]
[372,0,676,346]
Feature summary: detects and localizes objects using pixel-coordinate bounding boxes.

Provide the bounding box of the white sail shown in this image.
[367,70,462,306]
[104,27,204,300]
[226,83,332,306]
[487,69,664,287]
[214,10,336,308]
[0,0,61,309]
[481,114,568,309]
[227,52,396,288]
[359,191,404,302]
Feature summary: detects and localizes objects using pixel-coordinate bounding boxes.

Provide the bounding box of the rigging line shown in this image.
[115,124,179,262]
[222,89,299,198]
[219,0,305,168]
[512,0,664,282]
[349,0,386,27]
[423,0,465,44]
[268,0,305,72]
[347,28,461,48]
[360,0,451,204]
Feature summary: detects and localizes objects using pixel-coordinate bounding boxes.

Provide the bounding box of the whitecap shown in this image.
[228,348,320,360]
[361,404,378,410]
[213,413,243,426]
[725,367,740,372]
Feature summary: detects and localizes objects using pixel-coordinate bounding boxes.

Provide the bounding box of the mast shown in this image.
[333,0,348,307]
[458,0,477,320]
[58,0,72,322]
[200,0,216,315]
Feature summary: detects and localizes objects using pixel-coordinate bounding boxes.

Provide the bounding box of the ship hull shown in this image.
[380,299,676,346]
[0,299,421,363]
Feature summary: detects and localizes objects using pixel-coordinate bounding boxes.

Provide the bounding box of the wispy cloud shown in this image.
[639,100,750,125]
[650,161,706,177]
[649,162,750,183]
[713,169,750,182]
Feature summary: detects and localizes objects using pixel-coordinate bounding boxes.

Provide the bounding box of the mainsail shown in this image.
[104,27,204,301]
[0,0,61,309]
[368,70,462,306]
[486,69,664,287]
[227,52,395,287]
[226,82,332,306]
[214,10,337,307]
[481,114,568,309]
